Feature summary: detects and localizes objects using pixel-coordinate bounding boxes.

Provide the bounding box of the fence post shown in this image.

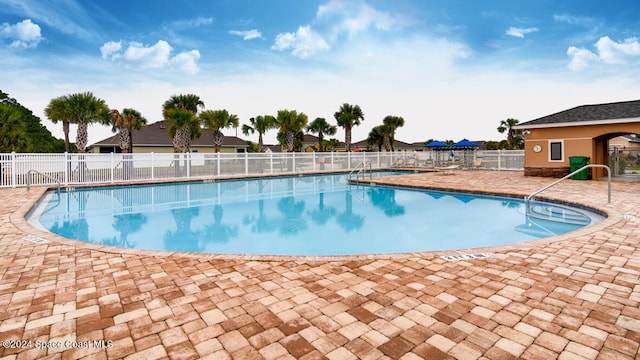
[331,151,334,170]
[245,152,249,175]
[312,152,316,171]
[187,152,191,178]
[151,153,155,180]
[269,152,273,174]
[292,152,296,173]
[348,151,351,169]
[498,150,502,171]
[217,152,221,176]
[10,152,16,188]
[110,152,114,183]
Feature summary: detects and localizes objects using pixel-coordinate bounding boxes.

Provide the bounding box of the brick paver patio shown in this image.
[0,170,639,359]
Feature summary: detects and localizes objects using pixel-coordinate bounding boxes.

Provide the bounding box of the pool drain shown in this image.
[24,234,50,245]
[441,252,494,261]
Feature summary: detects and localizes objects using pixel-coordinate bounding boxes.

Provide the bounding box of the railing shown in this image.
[0,150,526,188]
[348,161,372,182]
[526,164,611,204]
[27,169,61,192]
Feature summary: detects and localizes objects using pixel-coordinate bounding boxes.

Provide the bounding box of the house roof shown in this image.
[352,138,425,150]
[515,99,640,129]
[92,120,247,148]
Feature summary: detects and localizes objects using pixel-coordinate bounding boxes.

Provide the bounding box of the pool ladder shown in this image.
[348,162,372,183]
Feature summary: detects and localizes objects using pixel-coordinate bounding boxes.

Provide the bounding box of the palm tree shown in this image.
[306,117,337,152]
[334,103,364,152]
[200,109,239,153]
[44,95,72,152]
[242,115,276,152]
[276,109,308,152]
[497,118,523,150]
[367,124,391,152]
[110,108,147,153]
[65,92,111,153]
[162,94,204,153]
[325,138,341,151]
[382,115,405,151]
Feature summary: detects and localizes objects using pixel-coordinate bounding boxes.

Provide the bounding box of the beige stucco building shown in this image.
[514,100,640,178]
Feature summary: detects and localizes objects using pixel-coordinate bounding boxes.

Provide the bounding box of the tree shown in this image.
[165,108,200,153]
[382,115,405,151]
[0,104,27,152]
[110,108,147,153]
[334,103,364,152]
[367,125,388,152]
[44,95,72,152]
[162,94,204,153]
[276,109,308,152]
[306,117,336,152]
[324,138,341,151]
[64,92,111,153]
[497,118,523,150]
[200,109,239,153]
[2,90,64,153]
[242,115,275,152]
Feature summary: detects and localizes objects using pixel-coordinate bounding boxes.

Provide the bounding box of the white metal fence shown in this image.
[0,150,525,188]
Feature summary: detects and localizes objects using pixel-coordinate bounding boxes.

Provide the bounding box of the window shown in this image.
[549,141,563,161]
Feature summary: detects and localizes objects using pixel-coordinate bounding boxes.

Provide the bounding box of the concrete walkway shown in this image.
[0,171,638,359]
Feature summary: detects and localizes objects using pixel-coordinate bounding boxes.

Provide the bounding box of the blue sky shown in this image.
[2,0,640,146]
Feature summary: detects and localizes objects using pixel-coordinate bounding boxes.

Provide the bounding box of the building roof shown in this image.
[92,120,247,148]
[515,99,640,129]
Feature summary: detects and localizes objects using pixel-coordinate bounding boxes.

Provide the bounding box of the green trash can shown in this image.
[569,156,590,180]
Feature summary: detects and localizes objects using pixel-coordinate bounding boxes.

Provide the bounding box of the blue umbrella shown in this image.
[452,138,479,148]
[425,140,449,148]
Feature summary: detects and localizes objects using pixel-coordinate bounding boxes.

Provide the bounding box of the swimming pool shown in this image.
[29,172,604,256]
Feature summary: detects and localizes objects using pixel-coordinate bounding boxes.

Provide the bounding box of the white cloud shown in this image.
[567,46,599,71]
[317,0,402,36]
[123,40,173,68]
[553,14,597,27]
[505,27,539,39]
[271,26,329,59]
[0,19,42,48]
[567,36,640,71]
[272,0,407,59]
[100,39,200,73]
[166,17,214,31]
[595,36,640,64]
[229,29,263,40]
[100,40,122,60]
[170,50,201,74]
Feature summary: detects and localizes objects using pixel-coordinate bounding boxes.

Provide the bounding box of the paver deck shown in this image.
[0,170,639,359]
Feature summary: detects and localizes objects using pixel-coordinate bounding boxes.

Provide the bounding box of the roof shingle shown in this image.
[92,120,247,147]
[518,99,640,127]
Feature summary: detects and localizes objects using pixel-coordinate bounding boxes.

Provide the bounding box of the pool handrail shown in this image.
[27,169,61,192]
[525,164,610,204]
[348,161,372,182]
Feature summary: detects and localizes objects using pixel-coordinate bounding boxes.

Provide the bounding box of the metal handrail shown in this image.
[348,161,372,182]
[27,170,61,192]
[526,164,611,204]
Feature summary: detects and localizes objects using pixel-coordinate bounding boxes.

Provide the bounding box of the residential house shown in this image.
[90,120,249,153]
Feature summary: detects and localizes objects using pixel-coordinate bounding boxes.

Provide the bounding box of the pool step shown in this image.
[526,203,591,226]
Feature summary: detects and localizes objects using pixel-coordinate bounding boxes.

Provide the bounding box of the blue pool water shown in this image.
[30,172,603,256]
